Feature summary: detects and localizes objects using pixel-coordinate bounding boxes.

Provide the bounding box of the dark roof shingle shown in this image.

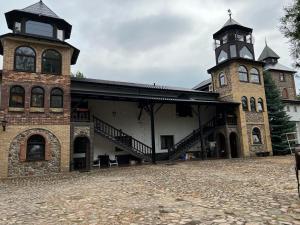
[21,1,60,19]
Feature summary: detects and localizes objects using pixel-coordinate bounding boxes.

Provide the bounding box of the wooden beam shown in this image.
[150,103,156,164]
[155,103,164,114]
[197,104,205,159]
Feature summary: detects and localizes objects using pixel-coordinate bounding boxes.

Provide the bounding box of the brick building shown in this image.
[1,1,294,178]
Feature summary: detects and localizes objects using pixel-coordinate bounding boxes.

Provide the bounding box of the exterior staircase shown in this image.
[93,116,152,162]
[168,118,217,161]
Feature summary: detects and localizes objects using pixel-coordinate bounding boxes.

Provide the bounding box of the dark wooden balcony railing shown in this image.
[71,110,90,122]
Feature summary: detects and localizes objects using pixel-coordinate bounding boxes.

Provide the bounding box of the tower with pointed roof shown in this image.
[208,12,272,157]
[0,1,79,178]
[258,43,297,100]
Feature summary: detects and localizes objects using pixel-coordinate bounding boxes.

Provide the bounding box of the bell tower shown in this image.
[208,11,272,157]
[0,1,79,178]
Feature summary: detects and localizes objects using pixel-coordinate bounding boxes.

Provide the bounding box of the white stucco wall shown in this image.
[285,103,300,142]
[89,100,216,159]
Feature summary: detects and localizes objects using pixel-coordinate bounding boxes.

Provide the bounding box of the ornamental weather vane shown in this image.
[228,9,232,20]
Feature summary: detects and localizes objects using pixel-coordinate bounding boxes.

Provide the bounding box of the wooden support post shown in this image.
[223,111,232,159]
[197,105,205,159]
[150,103,156,164]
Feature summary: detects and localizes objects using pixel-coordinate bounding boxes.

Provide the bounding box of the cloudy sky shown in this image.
[0,0,298,89]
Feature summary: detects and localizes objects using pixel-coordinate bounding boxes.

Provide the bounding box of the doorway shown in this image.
[230,132,239,158]
[216,133,226,158]
[73,137,90,171]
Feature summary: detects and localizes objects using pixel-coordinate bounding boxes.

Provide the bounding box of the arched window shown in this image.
[240,46,253,59]
[27,135,45,161]
[9,85,25,108]
[219,72,226,86]
[250,97,256,112]
[250,68,260,83]
[50,88,63,108]
[252,128,262,144]
[42,50,62,75]
[238,66,248,82]
[14,46,36,72]
[257,98,264,112]
[241,96,248,111]
[282,88,289,99]
[31,87,44,108]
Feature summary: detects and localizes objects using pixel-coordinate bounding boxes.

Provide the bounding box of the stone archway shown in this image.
[73,136,90,171]
[230,132,239,158]
[8,128,61,177]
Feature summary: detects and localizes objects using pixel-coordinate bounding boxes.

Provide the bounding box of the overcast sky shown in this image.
[0,0,298,89]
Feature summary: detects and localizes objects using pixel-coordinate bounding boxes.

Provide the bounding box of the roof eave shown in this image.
[213,24,253,39]
[207,58,264,74]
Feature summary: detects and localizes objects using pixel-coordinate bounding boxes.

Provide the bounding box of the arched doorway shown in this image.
[73,137,90,171]
[230,132,239,158]
[216,133,226,158]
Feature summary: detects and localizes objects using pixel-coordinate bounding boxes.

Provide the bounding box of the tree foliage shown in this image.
[71,71,85,78]
[281,0,300,67]
[264,71,296,155]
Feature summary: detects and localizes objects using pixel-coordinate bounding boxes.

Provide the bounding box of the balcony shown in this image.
[71,109,90,122]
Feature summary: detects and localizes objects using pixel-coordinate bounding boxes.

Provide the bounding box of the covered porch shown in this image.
[70,77,240,171]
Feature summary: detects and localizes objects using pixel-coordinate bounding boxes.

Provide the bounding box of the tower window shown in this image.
[252,128,262,144]
[31,87,44,108]
[279,73,285,82]
[282,88,289,99]
[238,66,248,82]
[14,22,21,33]
[9,85,25,108]
[57,30,64,41]
[218,50,228,63]
[50,88,64,108]
[241,96,248,111]
[26,20,53,38]
[230,45,237,57]
[14,46,36,72]
[257,98,264,112]
[250,97,256,112]
[250,68,260,83]
[240,46,253,59]
[27,135,45,161]
[219,72,226,86]
[42,50,62,75]
[236,34,244,42]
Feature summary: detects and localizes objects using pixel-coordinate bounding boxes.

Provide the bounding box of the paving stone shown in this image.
[0,156,299,224]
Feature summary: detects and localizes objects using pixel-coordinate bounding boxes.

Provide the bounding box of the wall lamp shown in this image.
[1,119,7,132]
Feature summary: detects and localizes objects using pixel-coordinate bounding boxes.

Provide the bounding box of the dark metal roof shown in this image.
[193,78,212,90]
[0,33,79,65]
[22,1,60,19]
[5,1,72,39]
[222,18,241,27]
[70,77,241,106]
[258,44,280,61]
[213,17,252,39]
[282,99,300,105]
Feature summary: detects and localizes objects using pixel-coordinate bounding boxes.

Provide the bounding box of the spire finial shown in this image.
[228,9,232,20]
[265,37,268,46]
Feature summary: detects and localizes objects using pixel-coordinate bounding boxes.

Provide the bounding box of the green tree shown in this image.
[71,71,85,78]
[264,71,296,155]
[281,0,300,67]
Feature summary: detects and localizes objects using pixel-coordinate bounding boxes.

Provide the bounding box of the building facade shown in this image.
[0,1,287,178]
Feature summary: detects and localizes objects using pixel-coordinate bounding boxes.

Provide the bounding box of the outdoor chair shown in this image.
[92,156,101,168]
[109,155,118,167]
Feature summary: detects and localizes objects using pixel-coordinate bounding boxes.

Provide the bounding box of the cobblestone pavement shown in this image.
[0,156,299,225]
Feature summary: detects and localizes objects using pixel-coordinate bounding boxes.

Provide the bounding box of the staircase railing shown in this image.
[93,116,152,158]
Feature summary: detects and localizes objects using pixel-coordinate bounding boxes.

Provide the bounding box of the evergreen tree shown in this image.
[264,71,296,155]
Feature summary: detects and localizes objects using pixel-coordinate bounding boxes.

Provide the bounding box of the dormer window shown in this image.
[25,20,53,38]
